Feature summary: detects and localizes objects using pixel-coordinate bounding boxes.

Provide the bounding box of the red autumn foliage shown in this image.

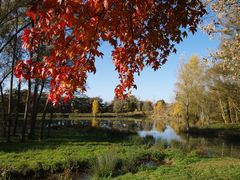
[14,0,206,104]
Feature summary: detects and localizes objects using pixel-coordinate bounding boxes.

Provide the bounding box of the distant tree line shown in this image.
[0,90,165,114]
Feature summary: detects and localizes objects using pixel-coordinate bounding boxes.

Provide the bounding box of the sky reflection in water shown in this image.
[138,125,181,142]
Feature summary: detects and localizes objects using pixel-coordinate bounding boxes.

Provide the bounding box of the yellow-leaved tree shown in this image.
[92,99,100,116]
[155,100,166,115]
[175,55,206,130]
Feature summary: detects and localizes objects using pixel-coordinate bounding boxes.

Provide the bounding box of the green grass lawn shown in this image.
[0,127,240,179]
[0,128,155,178]
[35,111,147,119]
[115,157,240,180]
[0,112,147,123]
[203,122,240,130]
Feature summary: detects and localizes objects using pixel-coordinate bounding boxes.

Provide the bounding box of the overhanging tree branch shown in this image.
[0,22,31,54]
[0,70,11,85]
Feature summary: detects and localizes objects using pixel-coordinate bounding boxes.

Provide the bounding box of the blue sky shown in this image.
[85,28,219,103]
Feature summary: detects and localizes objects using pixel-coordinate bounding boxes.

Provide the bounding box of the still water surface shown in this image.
[47,118,240,158]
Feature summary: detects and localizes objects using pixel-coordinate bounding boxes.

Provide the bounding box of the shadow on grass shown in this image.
[186,126,240,142]
[0,127,136,153]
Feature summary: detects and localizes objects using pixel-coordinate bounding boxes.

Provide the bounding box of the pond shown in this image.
[45,118,240,158]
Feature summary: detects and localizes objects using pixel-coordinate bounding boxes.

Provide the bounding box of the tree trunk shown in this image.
[218,98,228,124]
[185,99,190,131]
[231,101,240,123]
[40,99,49,140]
[13,10,22,136]
[228,99,235,123]
[6,18,18,143]
[235,109,239,123]
[36,80,45,110]
[21,80,31,142]
[28,79,39,139]
[0,83,7,137]
[6,68,14,142]
[226,98,232,123]
[33,80,45,137]
[47,106,54,138]
[12,82,21,136]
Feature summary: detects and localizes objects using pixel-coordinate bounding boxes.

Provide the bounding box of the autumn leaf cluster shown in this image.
[14,0,205,104]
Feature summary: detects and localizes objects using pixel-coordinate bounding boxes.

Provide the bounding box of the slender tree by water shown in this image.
[92,99,100,116]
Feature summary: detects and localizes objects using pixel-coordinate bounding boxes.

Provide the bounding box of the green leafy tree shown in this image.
[142,101,153,112]
[112,95,139,113]
[112,99,124,113]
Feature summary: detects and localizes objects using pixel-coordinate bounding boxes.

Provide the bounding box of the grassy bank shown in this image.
[0,126,240,179]
[187,122,240,141]
[0,128,157,179]
[0,112,147,122]
[67,112,147,121]
[116,155,240,179]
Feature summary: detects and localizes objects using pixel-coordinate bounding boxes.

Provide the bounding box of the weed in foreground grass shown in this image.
[91,149,119,178]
